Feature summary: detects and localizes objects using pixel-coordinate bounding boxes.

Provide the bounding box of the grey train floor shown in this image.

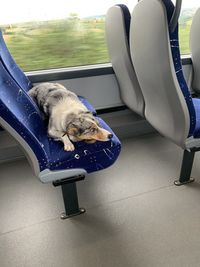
[1,133,200,267]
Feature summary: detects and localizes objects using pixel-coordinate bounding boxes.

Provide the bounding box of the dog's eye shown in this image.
[90,128,96,133]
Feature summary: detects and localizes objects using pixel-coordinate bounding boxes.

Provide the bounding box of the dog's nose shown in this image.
[108,133,113,139]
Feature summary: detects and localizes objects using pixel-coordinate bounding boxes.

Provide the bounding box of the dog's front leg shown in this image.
[48,128,75,151]
[61,134,75,151]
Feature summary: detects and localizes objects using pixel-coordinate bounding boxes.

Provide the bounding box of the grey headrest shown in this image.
[105,5,144,117]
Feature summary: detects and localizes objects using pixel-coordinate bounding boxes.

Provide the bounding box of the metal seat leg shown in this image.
[53,174,86,219]
[60,182,86,219]
[174,150,195,186]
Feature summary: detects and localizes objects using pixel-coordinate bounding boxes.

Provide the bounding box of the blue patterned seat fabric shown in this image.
[0,61,121,173]
[0,33,121,174]
[192,98,200,138]
[162,0,200,138]
[48,117,120,172]
[0,31,32,91]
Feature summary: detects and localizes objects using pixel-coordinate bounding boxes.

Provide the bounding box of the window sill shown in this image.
[26,56,191,83]
[26,63,114,83]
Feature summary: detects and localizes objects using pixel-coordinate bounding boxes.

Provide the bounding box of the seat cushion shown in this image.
[48,117,121,173]
[0,32,120,174]
[192,98,200,138]
[0,59,121,174]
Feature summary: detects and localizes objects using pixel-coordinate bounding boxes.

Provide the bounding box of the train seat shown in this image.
[105,4,144,117]
[130,0,200,185]
[0,32,121,219]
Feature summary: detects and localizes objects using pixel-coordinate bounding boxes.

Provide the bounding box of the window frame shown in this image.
[27,56,191,83]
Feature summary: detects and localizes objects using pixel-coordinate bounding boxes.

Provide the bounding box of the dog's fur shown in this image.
[28,82,113,151]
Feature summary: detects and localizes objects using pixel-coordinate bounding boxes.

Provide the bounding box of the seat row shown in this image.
[105,0,200,186]
[0,0,199,219]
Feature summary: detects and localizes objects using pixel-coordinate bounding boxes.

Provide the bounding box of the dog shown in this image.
[28,82,113,151]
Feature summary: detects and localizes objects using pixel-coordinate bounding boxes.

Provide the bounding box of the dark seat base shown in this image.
[53,174,86,219]
[60,208,86,220]
[174,149,198,186]
[174,178,195,186]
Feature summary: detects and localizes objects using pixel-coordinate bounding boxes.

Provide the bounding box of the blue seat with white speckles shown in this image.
[0,52,121,183]
[0,31,121,184]
[0,31,32,91]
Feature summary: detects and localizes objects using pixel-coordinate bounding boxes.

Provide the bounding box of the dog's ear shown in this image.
[64,113,77,130]
[82,111,100,126]
[93,117,100,127]
[85,111,93,115]
[66,123,79,136]
[77,111,93,123]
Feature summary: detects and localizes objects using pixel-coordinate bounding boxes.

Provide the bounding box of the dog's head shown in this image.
[64,111,113,143]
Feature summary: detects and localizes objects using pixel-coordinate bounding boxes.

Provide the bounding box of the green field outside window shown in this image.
[1,7,197,72]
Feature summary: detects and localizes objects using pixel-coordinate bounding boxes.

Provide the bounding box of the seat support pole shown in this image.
[174,150,195,186]
[60,182,86,219]
[53,175,86,219]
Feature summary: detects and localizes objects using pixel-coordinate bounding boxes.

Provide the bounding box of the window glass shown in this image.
[1,1,198,71]
[179,0,199,54]
[1,0,137,71]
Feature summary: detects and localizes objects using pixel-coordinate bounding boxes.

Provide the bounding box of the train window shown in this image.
[179,0,199,55]
[0,0,137,72]
[0,0,198,71]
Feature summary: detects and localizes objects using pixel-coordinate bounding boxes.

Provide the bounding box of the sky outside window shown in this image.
[0,0,199,24]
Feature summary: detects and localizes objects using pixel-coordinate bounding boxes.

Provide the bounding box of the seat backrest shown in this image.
[105,4,144,117]
[0,60,49,175]
[130,0,195,148]
[190,7,200,93]
[0,31,32,91]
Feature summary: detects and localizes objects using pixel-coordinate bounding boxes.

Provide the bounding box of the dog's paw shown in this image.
[64,143,75,151]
